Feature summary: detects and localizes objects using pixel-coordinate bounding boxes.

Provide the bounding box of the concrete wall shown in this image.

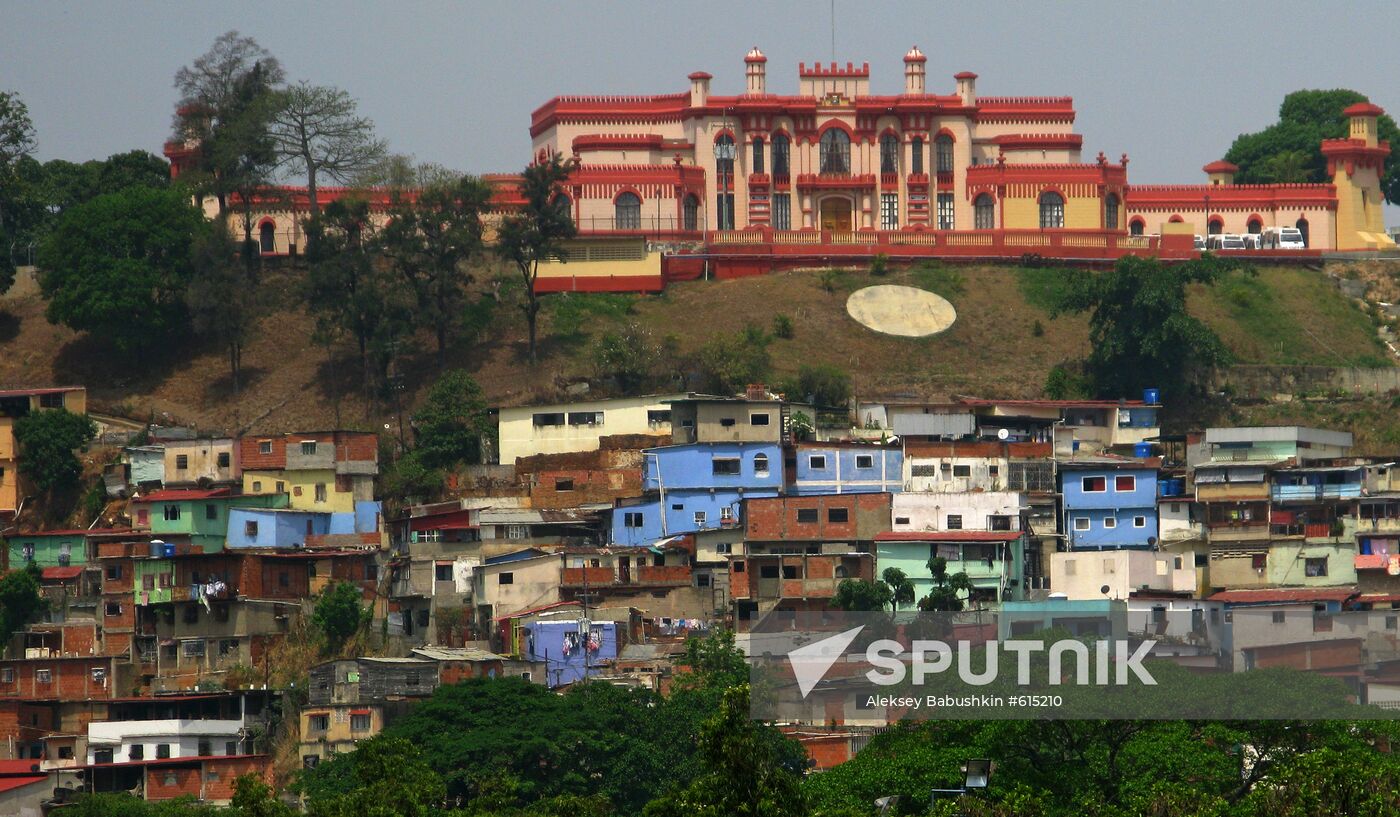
[1050,549,1195,599]
[890,491,1022,532]
[498,395,680,463]
[1206,365,1400,399]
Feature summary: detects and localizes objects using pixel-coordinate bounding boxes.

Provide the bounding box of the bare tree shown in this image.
[270,82,387,217]
[496,152,577,363]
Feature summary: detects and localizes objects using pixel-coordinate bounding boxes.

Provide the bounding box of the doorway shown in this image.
[820,197,853,232]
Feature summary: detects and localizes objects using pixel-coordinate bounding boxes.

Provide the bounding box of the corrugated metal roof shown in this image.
[412,647,506,662]
[875,531,1022,542]
[135,488,232,502]
[892,412,976,437]
[40,567,83,581]
[1207,587,1358,604]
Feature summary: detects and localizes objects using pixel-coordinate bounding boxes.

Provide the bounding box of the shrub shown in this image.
[911,262,965,298]
[771,313,795,339]
[870,253,890,277]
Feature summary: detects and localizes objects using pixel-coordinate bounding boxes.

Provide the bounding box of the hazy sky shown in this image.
[4,1,1398,218]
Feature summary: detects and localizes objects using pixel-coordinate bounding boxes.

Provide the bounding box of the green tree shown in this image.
[788,364,851,409]
[1052,255,1231,398]
[696,331,771,395]
[12,407,97,507]
[0,89,38,293]
[188,214,258,393]
[172,31,285,216]
[1225,88,1400,204]
[918,556,973,612]
[496,152,577,362]
[592,322,679,395]
[412,369,491,470]
[37,186,208,352]
[227,774,296,817]
[309,737,445,817]
[311,580,369,654]
[642,685,806,817]
[832,578,893,612]
[304,198,414,397]
[269,81,387,218]
[378,176,491,368]
[674,628,751,692]
[881,567,915,613]
[0,565,46,651]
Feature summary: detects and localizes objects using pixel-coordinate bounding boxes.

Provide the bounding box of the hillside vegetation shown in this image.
[0,261,1390,434]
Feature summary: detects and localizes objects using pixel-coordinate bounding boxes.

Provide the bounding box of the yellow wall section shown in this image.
[534,242,662,286]
[1000,195,1102,229]
[243,469,355,513]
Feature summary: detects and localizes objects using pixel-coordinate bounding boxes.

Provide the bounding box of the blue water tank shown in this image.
[1143,388,1161,405]
[1133,442,1153,458]
[161,542,176,558]
[1071,440,1080,452]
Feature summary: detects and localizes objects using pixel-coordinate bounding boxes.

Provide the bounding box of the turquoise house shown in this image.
[5,530,89,569]
[874,531,1027,605]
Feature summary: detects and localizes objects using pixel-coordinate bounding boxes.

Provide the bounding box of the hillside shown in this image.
[0,260,1392,435]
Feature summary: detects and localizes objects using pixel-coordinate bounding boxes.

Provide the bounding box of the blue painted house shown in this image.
[525,619,619,687]
[789,442,903,495]
[1061,457,1160,549]
[611,441,783,545]
[227,501,382,549]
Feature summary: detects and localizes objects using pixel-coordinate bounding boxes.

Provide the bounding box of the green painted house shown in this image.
[129,488,288,551]
[5,530,89,569]
[874,531,1027,605]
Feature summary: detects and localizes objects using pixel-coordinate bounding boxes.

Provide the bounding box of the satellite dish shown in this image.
[1100,585,1112,596]
[997,428,1010,441]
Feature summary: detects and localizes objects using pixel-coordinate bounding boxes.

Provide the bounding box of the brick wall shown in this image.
[529,467,642,509]
[0,658,114,700]
[746,494,883,541]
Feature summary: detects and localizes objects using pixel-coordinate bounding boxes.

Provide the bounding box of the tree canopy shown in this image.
[311,581,369,654]
[0,88,38,292]
[1224,88,1400,204]
[270,81,387,217]
[0,565,46,651]
[496,153,577,362]
[37,185,208,352]
[411,369,492,470]
[12,407,97,505]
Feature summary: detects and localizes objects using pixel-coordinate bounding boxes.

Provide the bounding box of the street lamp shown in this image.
[931,758,995,808]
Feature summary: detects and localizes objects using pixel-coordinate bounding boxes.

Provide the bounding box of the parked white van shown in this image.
[1193,235,1206,251]
[1262,227,1306,249]
[1241,234,1261,250]
[1207,234,1246,251]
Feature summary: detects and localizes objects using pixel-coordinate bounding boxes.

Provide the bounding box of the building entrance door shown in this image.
[619,556,630,583]
[820,197,853,232]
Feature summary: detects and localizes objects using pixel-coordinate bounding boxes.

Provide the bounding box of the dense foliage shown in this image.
[1225,89,1400,204]
[0,564,46,649]
[12,407,98,501]
[411,370,492,470]
[311,581,370,654]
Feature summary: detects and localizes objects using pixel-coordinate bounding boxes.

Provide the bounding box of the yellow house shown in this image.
[0,387,88,518]
[238,431,378,514]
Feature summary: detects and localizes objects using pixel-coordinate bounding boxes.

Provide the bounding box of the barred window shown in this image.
[683,195,699,231]
[937,193,955,230]
[880,193,899,230]
[772,134,790,177]
[1039,192,1065,229]
[819,129,851,174]
[935,134,954,173]
[772,194,791,231]
[615,193,641,230]
[880,134,899,174]
[1104,193,1120,229]
[911,137,925,174]
[974,194,995,229]
[752,138,765,175]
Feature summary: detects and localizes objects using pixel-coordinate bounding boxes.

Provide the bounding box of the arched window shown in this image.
[258,222,275,254]
[715,135,736,229]
[683,194,699,232]
[753,453,769,477]
[1168,215,1184,223]
[974,193,996,230]
[935,134,954,174]
[911,136,925,175]
[772,134,790,178]
[1104,194,1120,230]
[819,128,851,175]
[752,137,765,175]
[1247,217,1263,234]
[1039,191,1065,229]
[1208,217,1224,236]
[880,133,899,174]
[1130,217,1146,236]
[615,192,641,230]
[1296,217,1310,247]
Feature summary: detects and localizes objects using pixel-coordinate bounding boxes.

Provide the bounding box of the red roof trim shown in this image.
[1202,160,1239,173]
[1207,587,1358,604]
[0,776,47,794]
[0,387,83,398]
[134,488,232,502]
[41,566,83,580]
[1344,102,1385,117]
[875,531,1023,542]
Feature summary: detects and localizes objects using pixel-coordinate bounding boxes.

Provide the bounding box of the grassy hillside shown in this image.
[0,260,1389,434]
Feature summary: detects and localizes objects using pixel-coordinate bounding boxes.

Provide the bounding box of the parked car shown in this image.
[1261,226,1306,249]
[1193,235,1206,251]
[1207,234,1246,251]
[1241,234,1261,249]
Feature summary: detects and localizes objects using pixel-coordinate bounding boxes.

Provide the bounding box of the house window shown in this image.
[1305,557,1328,577]
[855,454,874,469]
[720,417,736,427]
[694,511,707,527]
[974,193,995,229]
[715,542,733,555]
[435,564,453,582]
[259,441,272,455]
[217,452,230,468]
[106,602,122,617]
[952,464,971,478]
[143,574,155,590]
[1082,476,1107,493]
[276,481,285,493]
[351,713,371,732]
[796,508,819,523]
[106,565,122,580]
[624,512,644,528]
[894,516,910,525]
[880,133,899,174]
[819,128,851,174]
[0,668,11,683]
[568,411,603,426]
[880,193,899,230]
[713,458,741,476]
[749,412,771,426]
[137,508,149,525]
[1115,475,1136,492]
[533,412,565,427]
[772,134,790,177]
[989,515,1013,531]
[647,409,671,426]
[1133,516,1147,528]
[935,134,954,174]
[36,670,51,684]
[315,483,327,503]
[175,454,189,470]
[1039,192,1065,228]
[1388,616,1398,631]
[1103,517,1117,529]
[39,392,65,408]
[937,193,954,230]
[1130,219,1145,236]
[129,744,144,761]
[947,514,963,530]
[251,481,262,492]
[1272,611,1286,624]
[754,453,770,477]
[752,137,765,175]
[309,715,329,731]
[1074,517,1090,532]
[164,504,180,521]
[828,507,849,523]
[911,136,924,174]
[555,478,574,492]
[683,195,700,231]
[301,441,317,456]
[243,520,259,538]
[720,506,734,522]
[773,193,791,230]
[809,455,828,470]
[1104,193,1120,229]
[205,504,218,520]
[499,573,514,585]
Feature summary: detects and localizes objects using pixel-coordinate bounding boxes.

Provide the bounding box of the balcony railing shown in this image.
[701,228,1158,258]
[1271,484,1363,502]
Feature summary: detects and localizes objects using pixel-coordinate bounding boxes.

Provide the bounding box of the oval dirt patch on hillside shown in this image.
[845,285,957,338]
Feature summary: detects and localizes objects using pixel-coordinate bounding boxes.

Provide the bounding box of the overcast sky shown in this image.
[4,1,1398,219]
